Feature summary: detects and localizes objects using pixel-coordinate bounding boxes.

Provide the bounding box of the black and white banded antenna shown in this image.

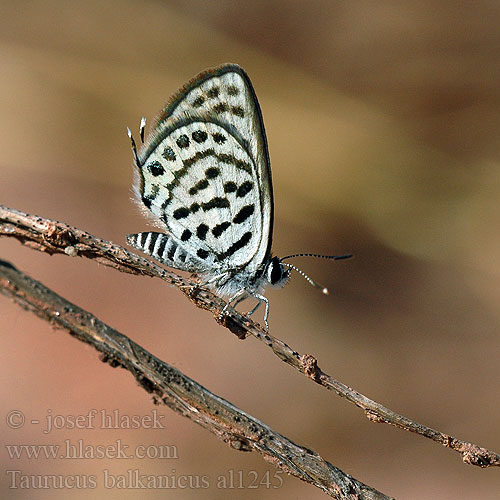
[280,252,353,295]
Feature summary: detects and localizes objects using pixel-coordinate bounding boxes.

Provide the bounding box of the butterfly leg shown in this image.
[247,293,270,330]
[219,288,249,321]
[246,299,262,317]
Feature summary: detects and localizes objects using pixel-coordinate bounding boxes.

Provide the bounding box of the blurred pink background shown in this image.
[1,1,499,499]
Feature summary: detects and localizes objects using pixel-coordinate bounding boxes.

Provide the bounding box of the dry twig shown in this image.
[0,259,391,499]
[1,204,499,471]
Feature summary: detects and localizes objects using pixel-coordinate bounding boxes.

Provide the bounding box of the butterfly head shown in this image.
[266,256,291,289]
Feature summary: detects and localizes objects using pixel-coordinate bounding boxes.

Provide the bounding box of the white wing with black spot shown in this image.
[131,64,273,282]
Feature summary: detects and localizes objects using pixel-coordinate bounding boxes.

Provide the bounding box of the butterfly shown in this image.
[126,63,351,329]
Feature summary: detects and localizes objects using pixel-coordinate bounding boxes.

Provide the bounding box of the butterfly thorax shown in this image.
[205,255,289,297]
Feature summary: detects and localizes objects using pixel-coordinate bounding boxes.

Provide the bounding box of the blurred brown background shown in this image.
[1,1,499,499]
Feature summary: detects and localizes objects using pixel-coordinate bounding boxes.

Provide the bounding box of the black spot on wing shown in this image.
[181,229,192,241]
[142,184,159,210]
[207,87,220,98]
[205,167,220,179]
[224,181,237,193]
[219,232,252,260]
[233,205,255,224]
[147,161,165,177]
[213,133,226,144]
[176,135,190,148]
[162,147,176,161]
[202,197,230,211]
[212,221,231,238]
[231,106,245,118]
[227,85,239,96]
[188,179,209,195]
[172,197,229,223]
[196,224,209,241]
[197,248,209,260]
[236,181,253,198]
[214,103,228,114]
[150,184,160,198]
[142,196,152,209]
[193,96,205,107]
[192,130,207,143]
[173,207,190,220]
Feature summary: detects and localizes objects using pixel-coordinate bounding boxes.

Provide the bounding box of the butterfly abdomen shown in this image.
[127,231,207,272]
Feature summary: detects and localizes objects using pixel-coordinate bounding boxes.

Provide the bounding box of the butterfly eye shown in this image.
[268,257,289,287]
[267,257,279,284]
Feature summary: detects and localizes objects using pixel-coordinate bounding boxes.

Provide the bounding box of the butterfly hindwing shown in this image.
[137,119,263,271]
[135,64,273,276]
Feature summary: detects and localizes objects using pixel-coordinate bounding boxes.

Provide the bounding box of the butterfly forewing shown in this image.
[135,64,273,276]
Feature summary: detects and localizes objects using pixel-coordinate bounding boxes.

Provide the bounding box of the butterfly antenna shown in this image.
[281,253,353,261]
[281,262,330,295]
[280,252,353,295]
[127,127,139,165]
[139,116,146,144]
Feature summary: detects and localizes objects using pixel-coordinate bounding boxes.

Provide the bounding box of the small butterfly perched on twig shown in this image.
[126,63,351,330]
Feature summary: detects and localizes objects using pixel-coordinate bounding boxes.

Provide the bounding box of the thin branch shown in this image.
[1,204,499,469]
[0,259,392,500]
